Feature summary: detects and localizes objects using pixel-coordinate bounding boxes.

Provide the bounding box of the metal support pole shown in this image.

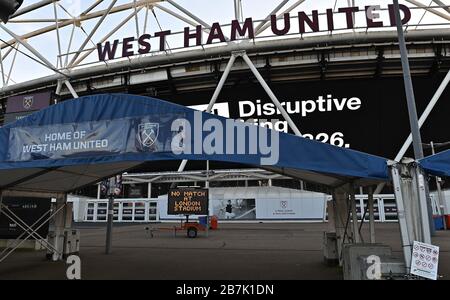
[415,168,432,244]
[393,0,424,160]
[0,23,59,73]
[53,1,63,68]
[175,51,304,175]
[333,187,349,266]
[207,54,237,113]
[97,184,101,200]
[52,194,67,261]
[133,0,140,38]
[5,44,18,86]
[431,142,448,224]
[166,0,211,29]
[254,0,290,34]
[431,0,450,14]
[205,160,210,189]
[175,54,236,175]
[67,0,118,68]
[64,80,79,98]
[255,0,306,36]
[241,53,302,137]
[374,70,450,194]
[0,48,6,86]
[391,165,412,272]
[395,71,450,163]
[234,0,243,22]
[148,182,152,199]
[105,177,115,255]
[368,187,376,243]
[350,189,361,243]
[393,0,435,237]
[105,195,114,254]
[72,6,143,67]
[327,200,336,232]
[405,0,450,22]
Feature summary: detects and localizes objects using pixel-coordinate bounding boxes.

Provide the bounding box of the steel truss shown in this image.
[1,0,450,92]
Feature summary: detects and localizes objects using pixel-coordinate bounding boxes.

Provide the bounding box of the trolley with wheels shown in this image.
[175,215,207,238]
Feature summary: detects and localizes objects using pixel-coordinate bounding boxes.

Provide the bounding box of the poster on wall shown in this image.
[212,199,256,220]
[255,195,326,220]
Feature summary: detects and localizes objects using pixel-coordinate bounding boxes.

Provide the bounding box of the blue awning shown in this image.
[420,149,450,177]
[0,94,389,193]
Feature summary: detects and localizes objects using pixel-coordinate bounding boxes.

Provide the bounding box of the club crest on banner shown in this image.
[23,96,34,110]
[137,123,159,148]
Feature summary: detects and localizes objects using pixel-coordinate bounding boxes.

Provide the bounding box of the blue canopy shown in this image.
[0,94,389,193]
[420,150,450,177]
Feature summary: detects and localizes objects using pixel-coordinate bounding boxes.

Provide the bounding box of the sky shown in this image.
[0,0,449,87]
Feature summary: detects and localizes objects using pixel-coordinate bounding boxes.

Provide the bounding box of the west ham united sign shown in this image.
[6,114,182,162]
[97,4,411,61]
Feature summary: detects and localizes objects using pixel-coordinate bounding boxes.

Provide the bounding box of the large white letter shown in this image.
[203,118,224,155]
[66,255,81,280]
[239,101,256,118]
[171,118,191,155]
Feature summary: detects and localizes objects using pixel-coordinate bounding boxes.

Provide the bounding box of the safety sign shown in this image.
[410,241,439,280]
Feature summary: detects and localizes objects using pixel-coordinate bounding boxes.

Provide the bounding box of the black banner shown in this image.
[163,75,450,160]
[168,188,209,216]
[0,197,51,239]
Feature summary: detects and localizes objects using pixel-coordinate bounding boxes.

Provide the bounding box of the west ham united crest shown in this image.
[23,96,34,110]
[137,123,159,148]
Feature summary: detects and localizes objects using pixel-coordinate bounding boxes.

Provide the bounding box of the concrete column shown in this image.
[350,190,361,243]
[147,182,152,199]
[333,187,350,266]
[97,184,101,200]
[368,187,376,244]
[51,193,68,261]
[327,201,336,233]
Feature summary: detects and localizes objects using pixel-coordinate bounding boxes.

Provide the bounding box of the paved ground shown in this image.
[0,223,448,280]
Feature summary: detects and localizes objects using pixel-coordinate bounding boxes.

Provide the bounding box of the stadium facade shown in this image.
[1,1,450,221]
